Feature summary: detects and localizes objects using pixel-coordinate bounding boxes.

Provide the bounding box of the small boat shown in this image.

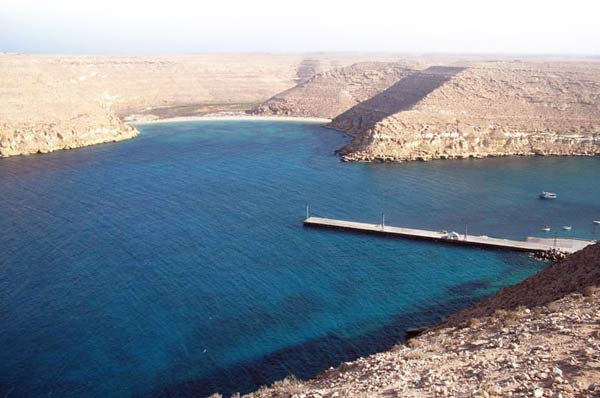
[594,220,600,225]
[542,225,551,232]
[562,226,572,231]
[539,191,557,199]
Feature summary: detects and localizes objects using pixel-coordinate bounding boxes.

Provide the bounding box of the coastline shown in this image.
[127,114,332,126]
[243,242,600,398]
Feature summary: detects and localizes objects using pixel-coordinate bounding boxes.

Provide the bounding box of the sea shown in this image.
[1,121,599,397]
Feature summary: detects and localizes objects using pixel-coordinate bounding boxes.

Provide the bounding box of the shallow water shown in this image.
[1,121,598,398]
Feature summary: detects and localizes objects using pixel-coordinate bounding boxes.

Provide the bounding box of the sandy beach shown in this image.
[127,114,332,126]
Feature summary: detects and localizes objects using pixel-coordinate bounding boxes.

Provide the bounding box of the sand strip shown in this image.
[128,114,331,125]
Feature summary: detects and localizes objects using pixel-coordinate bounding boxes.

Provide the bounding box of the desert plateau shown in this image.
[2,54,600,161]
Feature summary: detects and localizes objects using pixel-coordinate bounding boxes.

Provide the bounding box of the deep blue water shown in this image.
[1,121,599,398]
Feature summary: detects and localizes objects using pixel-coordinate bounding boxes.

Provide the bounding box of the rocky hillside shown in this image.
[1,53,395,157]
[239,243,600,398]
[251,62,419,119]
[443,242,600,327]
[331,62,600,162]
[254,59,600,162]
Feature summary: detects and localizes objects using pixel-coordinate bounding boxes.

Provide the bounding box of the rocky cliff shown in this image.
[332,62,600,162]
[239,243,600,398]
[255,59,600,162]
[0,116,138,157]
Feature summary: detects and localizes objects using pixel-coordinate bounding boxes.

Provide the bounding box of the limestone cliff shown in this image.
[254,59,600,162]
[0,113,138,157]
[329,62,600,161]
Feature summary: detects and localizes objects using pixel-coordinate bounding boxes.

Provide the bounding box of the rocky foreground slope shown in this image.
[255,60,600,162]
[236,243,600,398]
[0,53,391,157]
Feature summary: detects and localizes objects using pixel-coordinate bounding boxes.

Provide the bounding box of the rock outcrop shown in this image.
[0,111,138,157]
[331,62,600,162]
[239,243,600,398]
[443,240,600,327]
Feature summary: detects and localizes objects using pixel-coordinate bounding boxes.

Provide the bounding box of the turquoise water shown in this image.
[0,121,598,398]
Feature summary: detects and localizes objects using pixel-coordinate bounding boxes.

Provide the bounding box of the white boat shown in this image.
[562,226,572,231]
[542,225,551,232]
[539,191,557,199]
[594,220,600,225]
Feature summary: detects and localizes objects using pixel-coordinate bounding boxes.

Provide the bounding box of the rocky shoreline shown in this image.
[0,116,138,157]
[337,148,600,163]
[232,243,600,398]
[242,290,599,398]
[331,126,600,163]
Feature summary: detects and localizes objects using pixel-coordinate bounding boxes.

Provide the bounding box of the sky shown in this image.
[1,0,599,54]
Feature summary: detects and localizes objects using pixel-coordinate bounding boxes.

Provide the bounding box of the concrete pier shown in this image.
[304,217,595,254]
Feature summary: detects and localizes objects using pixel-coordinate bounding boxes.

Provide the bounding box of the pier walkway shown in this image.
[304,217,595,254]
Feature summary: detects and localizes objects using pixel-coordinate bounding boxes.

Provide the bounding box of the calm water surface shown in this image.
[1,121,599,397]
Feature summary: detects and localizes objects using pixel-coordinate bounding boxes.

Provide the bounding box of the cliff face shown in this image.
[0,115,137,157]
[241,243,600,398]
[253,59,600,162]
[329,62,600,161]
[1,54,394,157]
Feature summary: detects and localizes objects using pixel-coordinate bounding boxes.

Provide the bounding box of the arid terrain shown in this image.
[252,61,420,119]
[237,243,600,398]
[2,54,600,160]
[254,60,600,162]
[0,53,395,156]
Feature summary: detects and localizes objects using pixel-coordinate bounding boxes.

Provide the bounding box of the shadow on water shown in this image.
[142,279,487,398]
[332,66,467,132]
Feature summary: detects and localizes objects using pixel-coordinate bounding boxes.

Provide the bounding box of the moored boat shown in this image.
[539,191,557,199]
[562,226,572,231]
[542,225,551,232]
